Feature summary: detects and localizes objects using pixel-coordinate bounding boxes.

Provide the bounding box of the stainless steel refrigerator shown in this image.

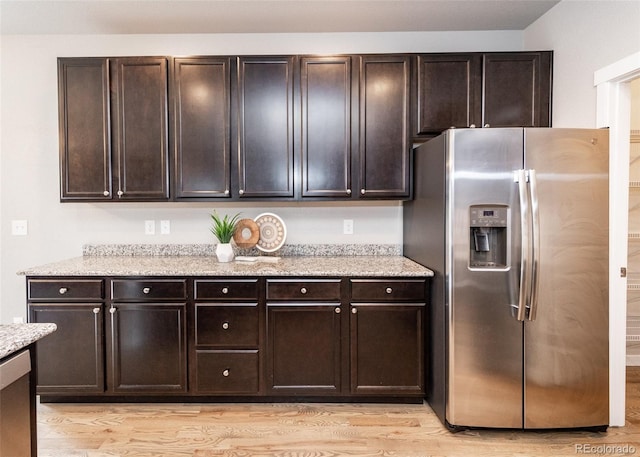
[403,128,609,431]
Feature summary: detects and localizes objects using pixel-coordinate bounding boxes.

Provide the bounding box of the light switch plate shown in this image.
[160,220,170,235]
[343,219,354,235]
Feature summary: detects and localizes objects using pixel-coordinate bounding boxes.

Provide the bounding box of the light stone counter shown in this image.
[18,255,432,278]
[0,323,57,359]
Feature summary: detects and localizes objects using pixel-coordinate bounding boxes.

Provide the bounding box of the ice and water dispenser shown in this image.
[469,205,508,269]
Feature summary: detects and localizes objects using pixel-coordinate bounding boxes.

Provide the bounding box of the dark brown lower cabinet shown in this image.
[28,304,104,393]
[350,303,425,395]
[267,303,342,395]
[107,303,187,393]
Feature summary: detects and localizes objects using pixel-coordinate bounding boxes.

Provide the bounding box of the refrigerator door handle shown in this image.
[527,169,541,321]
[515,169,531,321]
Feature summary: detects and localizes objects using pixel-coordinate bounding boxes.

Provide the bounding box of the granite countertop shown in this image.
[0,323,57,359]
[18,254,433,277]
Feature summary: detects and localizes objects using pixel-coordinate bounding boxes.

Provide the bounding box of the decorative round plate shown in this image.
[254,213,287,252]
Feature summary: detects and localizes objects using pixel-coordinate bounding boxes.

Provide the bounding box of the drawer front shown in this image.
[195,304,259,347]
[111,279,187,301]
[267,279,341,301]
[28,279,104,301]
[350,279,426,301]
[195,350,259,394]
[194,279,259,300]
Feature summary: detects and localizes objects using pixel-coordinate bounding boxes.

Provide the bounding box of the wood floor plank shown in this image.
[37,368,640,457]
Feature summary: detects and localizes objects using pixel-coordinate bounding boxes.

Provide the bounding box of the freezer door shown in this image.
[523,128,609,429]
[447,128,525,428]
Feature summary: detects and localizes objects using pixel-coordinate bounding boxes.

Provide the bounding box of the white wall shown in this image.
[524,0,640,127]
[0,30,523,323]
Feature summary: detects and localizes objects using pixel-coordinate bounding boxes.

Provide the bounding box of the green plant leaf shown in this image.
[210,211,241,243]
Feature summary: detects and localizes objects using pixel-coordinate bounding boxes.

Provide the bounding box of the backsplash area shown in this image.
[82,243,403,257]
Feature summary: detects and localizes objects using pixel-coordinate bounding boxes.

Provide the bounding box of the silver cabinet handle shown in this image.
[300,287,307,294]
[239,189,244,195]
[385,287,393,294]
[222,322,229,330]
[222,287,229,294]
[58,287,68,295]
[109,306,116,314]
[93,307,101,314]
[103,190,110,197]
[351,308,357,314]
[224,189,229,195]
[360,189,366,195]
[346,189,351,195]
[117,190,124,197]
[335,307,341,314]
[222,369,230,377]
[142,287,151,294]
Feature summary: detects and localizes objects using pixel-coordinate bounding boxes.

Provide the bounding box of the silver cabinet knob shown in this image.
[222,287,229,294]
[142,287,151,294]
[58,287,68,295]
[484,123,490,128]
[335,307,341,314]
[346,189,351,195]
[224,189,229,195]
[117,190,124,197]
[103,190,110,196]
[360,189,366,195]
[109,306,116,314]
[385,287,393,294]
[300,287,307,294]
[351,308,357,314]
[239,189,244,195]
[222,369,230,377]
[222,322,229,330]
[93,307,101,314]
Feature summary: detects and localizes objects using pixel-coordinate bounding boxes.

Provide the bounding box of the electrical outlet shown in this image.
[343,219,354,235]
[160,220,170,235]
[145,220,156,235]
[11,220,28,236]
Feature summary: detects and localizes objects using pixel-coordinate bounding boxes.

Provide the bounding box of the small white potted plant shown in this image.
[210,211,240,262]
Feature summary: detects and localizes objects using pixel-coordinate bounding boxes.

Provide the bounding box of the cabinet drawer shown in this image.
[195,350,259,394]
[267,279,341,301]
[350,279,426,301]
[195,304,259,347]
[28,279,104,301]
[194,279,258,300]
[111,279,187,301]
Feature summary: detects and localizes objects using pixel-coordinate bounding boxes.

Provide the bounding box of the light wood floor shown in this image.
[37,368,640,457]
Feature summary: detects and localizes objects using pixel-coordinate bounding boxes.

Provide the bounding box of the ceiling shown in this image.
[0,0,560,35]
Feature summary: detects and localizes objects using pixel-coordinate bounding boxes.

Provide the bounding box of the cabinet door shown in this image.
[111,57,170,200]
[29,304,104,393]
[173,57,232,199]
[350,303,424,395]
[58,58,112,201]
[301,56,353,198]
[416,54,482,134]
[358,55,411,199]
[107,303,187,393]
[267,303,342,394]
[482,52,552,128]
[237,56,295,198]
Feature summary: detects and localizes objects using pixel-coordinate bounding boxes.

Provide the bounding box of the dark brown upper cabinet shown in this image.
[358,55,412,199]
[58,58,112,200]
[416,54,482,135]
[237,56,295,198]
[58,57,170,202]
[111,57,170,200]
[482,52,552,128]
[172,57,232,199]
[415,51,552,137]
[300,56,353,198]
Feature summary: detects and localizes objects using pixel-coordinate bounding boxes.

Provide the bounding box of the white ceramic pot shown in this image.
[215,243,235,263]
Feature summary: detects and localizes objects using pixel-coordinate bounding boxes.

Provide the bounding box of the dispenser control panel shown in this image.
[470,206,508,228]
